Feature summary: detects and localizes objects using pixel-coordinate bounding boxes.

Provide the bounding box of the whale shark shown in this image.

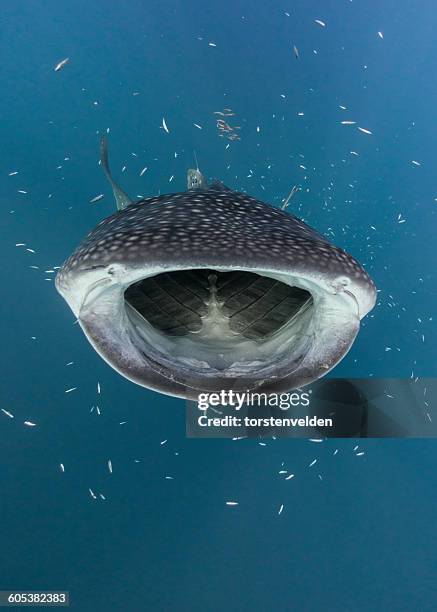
[55,138,376,399]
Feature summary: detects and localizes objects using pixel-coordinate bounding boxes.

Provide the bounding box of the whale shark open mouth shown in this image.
[68,261,364,399]
[55,138,376,400]
[124,268,314,372]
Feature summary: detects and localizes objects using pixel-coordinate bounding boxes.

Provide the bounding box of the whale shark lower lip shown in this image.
[55,140,376,400]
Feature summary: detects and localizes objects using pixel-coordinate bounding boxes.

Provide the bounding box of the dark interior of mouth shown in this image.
[124,269,312,341]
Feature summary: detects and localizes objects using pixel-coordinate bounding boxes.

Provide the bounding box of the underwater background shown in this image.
[1,0,436,610]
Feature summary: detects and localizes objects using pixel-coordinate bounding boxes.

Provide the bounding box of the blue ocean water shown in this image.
[0,0,436,610]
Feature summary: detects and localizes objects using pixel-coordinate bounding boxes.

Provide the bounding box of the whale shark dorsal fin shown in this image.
[187,168,208,190]
[99,136,133,211]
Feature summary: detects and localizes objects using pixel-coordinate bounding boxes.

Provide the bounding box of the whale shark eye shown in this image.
[82,264,106,272]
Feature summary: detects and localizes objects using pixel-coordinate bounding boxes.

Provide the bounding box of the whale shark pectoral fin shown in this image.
[99,136,133,211]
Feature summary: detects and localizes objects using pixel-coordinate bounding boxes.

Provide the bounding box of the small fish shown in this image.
[90,194,104,204]
[54,57,70,72]
[293,45,299,59]
[378,31,384,39]
[24,421,36,427]
[162,117,170,134]
[358,127,372,135]
[315,19,326,27]
[226,501,239,506]
[341,120,356,125]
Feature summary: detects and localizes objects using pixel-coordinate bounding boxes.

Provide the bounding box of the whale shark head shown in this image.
[55,140,376,400]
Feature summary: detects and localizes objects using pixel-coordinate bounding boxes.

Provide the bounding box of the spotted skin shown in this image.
[56,183,375,303]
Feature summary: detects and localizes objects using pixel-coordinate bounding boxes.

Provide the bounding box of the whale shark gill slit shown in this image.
[124,269,312,340]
